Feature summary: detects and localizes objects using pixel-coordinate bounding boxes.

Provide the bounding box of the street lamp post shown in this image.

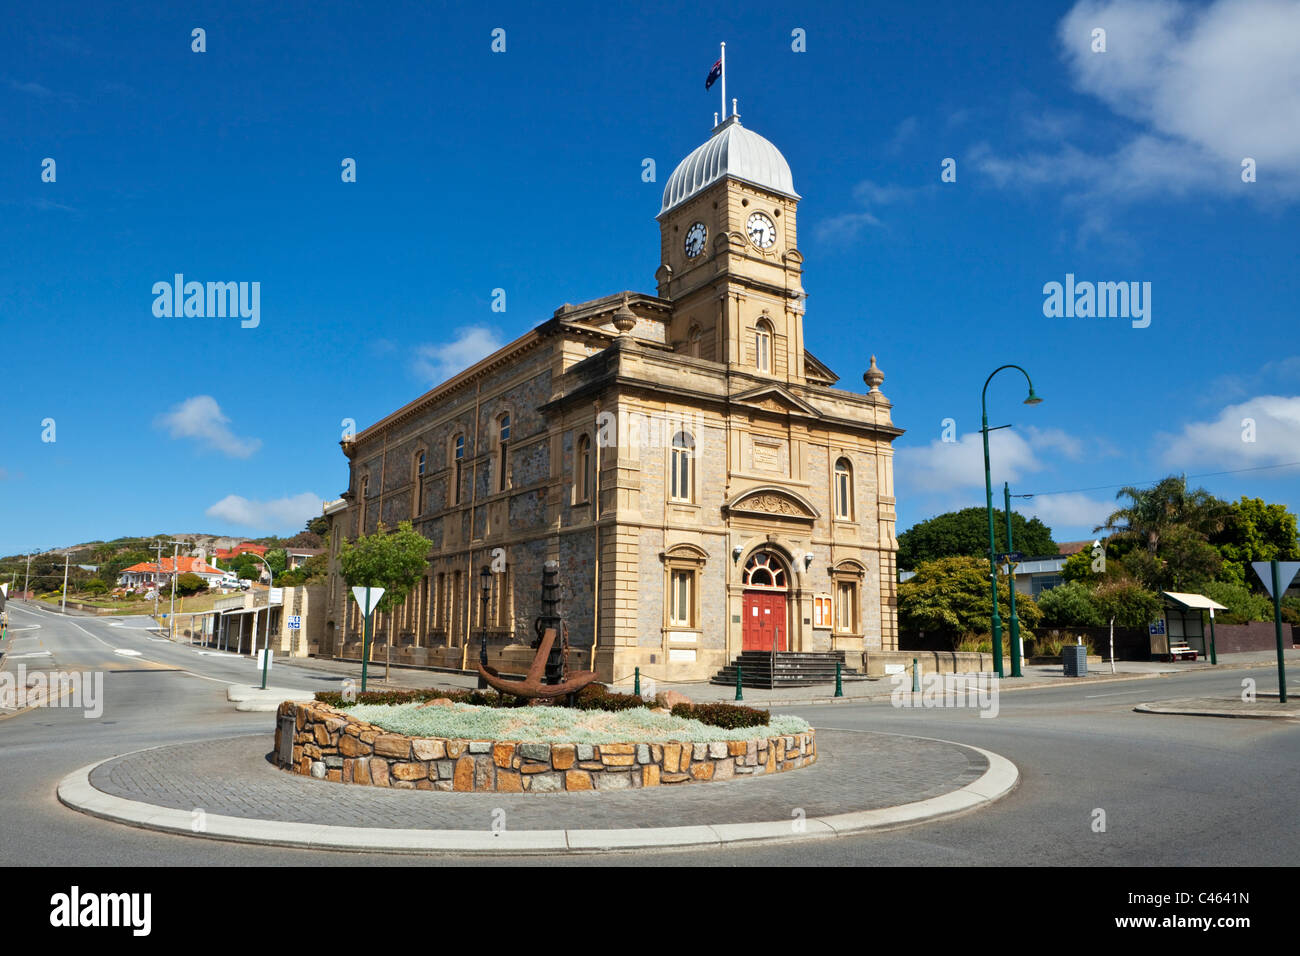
[981,364,1043,678]
[237,552,277,690]
[1003,482,1023,678]
[478,566,491,690]
[23,552,33,598]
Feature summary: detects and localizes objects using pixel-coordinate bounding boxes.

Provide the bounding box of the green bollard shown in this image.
[834,660,843,697]
[634,666,640,697]
[735,665,744,701]
[912,658,920,693]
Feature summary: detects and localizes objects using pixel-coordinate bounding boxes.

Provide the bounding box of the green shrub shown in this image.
[670,702,770,729]
[572,683,646,713]
[315,687,524,708]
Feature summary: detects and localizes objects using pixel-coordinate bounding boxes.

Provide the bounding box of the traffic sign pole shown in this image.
[361,586,371,694]
[1272,561,1287,705]
[1253,560,1298,705]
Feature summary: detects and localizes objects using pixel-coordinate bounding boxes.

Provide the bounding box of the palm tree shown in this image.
[1096,475,1225,553]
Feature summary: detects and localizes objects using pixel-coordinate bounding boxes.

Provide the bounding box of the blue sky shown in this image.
[3,0,1299,556]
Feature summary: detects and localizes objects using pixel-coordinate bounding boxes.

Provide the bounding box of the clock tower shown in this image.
[655,112,806,383]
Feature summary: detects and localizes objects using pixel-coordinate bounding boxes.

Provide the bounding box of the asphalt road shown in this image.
[2,599,1297,866]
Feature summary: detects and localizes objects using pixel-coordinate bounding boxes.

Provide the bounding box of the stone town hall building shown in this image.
[321,111,904,683]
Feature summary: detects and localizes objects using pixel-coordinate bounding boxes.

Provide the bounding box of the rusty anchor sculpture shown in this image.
[476,563,597,699]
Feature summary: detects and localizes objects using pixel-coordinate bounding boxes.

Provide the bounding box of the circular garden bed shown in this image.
[274,687,816,793]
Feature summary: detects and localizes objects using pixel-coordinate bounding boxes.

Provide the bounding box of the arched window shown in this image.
[451,434,465,506]
[670,431,694,502]
[834,457,853,520]
[495,413,511,493]
[743,551,788,589]
[576,433,593,504]
[686,324,702,358]
[755,319,773,373]
[413,451,426,516]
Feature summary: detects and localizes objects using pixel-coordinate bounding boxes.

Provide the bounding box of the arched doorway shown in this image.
[742,551,789,651]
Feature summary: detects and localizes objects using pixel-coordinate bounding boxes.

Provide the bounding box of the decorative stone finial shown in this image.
[612,292,637,335]
[863,355,885,392]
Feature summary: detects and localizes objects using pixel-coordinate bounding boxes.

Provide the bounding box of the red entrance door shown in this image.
[743,591,787,651]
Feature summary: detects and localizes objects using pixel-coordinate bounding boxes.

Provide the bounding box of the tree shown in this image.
[338,521,431,616]
[284,531,323,549]
[1199,580,1274,624]
[174,572,206,597]
[898,555,1042,647]
[1091,578,1163,628]
[265,549,288,578]
[1036,581,1104,627]
[1209,497,1300,587]
[278,552,327,587]
[305,515,330,537]
[898,507,1057,570]
[1121,524,1222,592]
[1097,476,1226,555]
[1097,477,1228,592]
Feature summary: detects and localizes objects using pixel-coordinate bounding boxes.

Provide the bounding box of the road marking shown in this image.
[1085,692,1131,698]
[5,651,53,659]
[113,649,143,657]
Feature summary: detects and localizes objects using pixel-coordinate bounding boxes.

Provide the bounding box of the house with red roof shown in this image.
[214,542,268,561]
[117,556,225,590]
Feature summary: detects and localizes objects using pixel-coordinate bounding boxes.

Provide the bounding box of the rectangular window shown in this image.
[669,570,694,627]
[813,594,832,629]
[835,581,857,633]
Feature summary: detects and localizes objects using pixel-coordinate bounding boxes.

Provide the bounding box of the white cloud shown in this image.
[813,179,925,242]
[972,0,1300,222]
[814,210,883,242]
[1160,395,1300,469]
[896,426,1081,494]
[412,327,504,385]
[154,395,261,458]
[205,493,322,531]
[1015,493,1114,533]
[1060,0,1300,172]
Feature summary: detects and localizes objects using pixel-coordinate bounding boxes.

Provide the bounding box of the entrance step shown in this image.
[709,651,868,688]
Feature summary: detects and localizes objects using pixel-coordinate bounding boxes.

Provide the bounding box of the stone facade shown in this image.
[275,701,816,792]
[318,115,903,682]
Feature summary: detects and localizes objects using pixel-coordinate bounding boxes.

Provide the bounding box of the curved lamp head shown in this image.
[1024,388,1044,406]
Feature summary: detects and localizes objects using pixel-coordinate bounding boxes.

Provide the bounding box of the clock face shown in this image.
[746,212,777,249]
[684,222,707,258]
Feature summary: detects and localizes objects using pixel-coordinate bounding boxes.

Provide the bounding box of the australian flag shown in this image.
[705,58,722,90]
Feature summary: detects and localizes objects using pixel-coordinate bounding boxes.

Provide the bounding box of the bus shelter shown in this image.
[1155,592,1228,660]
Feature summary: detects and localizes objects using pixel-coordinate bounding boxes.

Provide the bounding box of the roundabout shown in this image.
[57,727,1018,854]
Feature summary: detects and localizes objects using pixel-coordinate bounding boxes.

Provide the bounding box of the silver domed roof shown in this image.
[659,116,798,217]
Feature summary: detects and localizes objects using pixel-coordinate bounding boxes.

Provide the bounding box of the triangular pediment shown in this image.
[731,384,820,417]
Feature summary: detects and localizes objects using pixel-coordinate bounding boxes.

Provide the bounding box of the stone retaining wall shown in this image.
[274,701,816,792]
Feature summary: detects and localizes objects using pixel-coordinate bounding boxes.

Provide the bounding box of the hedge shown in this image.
[670,702,770,729]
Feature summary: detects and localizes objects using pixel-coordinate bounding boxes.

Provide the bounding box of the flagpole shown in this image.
[720,42,726,120]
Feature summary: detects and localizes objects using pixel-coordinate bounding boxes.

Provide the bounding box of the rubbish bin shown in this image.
[1062,645,1087,677]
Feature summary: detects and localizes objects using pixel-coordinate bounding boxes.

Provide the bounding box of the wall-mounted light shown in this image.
[732,545,743,561]
[803,552,815,569]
